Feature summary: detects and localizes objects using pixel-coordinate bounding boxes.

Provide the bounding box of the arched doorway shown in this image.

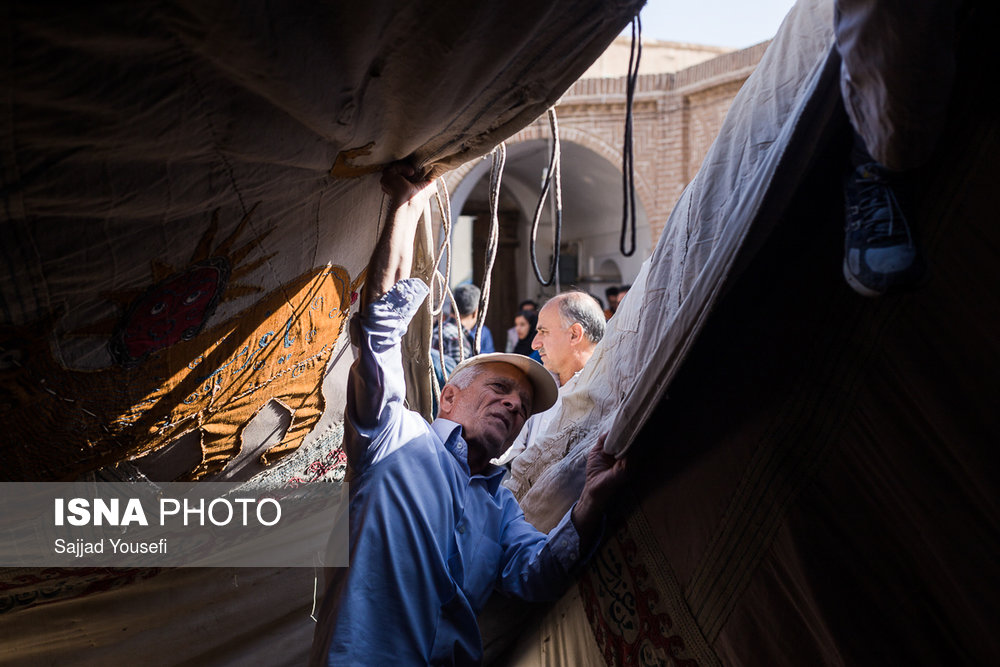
[446,139,652,341]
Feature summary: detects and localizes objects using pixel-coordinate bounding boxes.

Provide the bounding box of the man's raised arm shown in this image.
[361,163,437,309]
[343,163,436,471]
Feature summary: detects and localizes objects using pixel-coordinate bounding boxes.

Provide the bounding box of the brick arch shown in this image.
[442,156,482,194]
[441,42,766,243]
[443,124,655,225]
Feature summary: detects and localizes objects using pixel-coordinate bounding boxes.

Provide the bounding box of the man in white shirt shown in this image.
[496,291,605,465]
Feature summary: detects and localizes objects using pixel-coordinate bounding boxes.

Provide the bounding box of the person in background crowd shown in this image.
[511,309,538,357]
[616,284,631,311]
[433,282,494,367]
[506,299,539,352]
[603,285,620,319]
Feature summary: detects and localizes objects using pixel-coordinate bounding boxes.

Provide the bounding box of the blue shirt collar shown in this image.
[431,418,507,488]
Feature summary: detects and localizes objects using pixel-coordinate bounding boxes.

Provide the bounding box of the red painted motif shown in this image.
[580,527,699,666]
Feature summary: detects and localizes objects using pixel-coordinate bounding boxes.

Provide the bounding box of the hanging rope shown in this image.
[474,143,505,354]
[430,177,453,318]
[422,176,467,396]
[423,146,504,387]
[426,177,454,401]
[529,107,563,286]
[620,14,642,257]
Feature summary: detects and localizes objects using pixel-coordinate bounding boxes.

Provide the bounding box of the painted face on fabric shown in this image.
[443,363,533,472]
[116,262,226,364]
[531,302,573,379]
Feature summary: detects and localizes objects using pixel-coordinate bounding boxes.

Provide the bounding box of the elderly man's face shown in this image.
[442,362,533,472]
[532,302,574,380]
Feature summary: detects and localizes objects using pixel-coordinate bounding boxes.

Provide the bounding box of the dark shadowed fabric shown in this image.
[0,1,640,664]
[494,0,999,664]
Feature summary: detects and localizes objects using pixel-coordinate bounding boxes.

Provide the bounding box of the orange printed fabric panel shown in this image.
[0,208,363,481]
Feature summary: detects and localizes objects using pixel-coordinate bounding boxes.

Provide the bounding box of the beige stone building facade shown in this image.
[441,39,771,338]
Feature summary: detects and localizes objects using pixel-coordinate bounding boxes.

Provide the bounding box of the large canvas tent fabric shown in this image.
[0,0,641,483]
[0,1,642,663]
[3,0,998,665]
[490,0,999,664]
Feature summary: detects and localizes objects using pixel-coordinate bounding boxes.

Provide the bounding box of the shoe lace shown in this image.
[853,169,913,244]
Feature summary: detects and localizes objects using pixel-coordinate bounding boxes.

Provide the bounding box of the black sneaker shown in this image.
[843,163,924,297]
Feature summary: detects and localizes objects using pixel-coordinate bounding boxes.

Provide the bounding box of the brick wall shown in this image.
[444,41,769,245]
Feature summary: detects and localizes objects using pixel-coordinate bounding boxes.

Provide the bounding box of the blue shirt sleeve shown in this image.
[493,490,585,602]
[343,278,429,473]
[480,326,495,354]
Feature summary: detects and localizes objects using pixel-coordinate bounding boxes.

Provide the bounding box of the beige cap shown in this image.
[449,353,558,416]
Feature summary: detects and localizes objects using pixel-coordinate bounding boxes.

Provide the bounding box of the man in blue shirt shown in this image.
[311,163,628,666]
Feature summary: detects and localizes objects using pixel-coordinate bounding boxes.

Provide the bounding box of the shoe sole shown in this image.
[842,257,930,298]
[842,257,884,297]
